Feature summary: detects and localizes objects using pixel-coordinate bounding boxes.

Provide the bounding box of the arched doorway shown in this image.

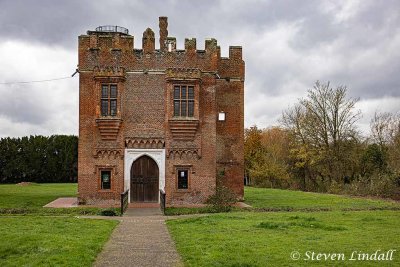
[130,155,159,202]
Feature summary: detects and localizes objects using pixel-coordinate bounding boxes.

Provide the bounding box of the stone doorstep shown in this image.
[129,202,160,208]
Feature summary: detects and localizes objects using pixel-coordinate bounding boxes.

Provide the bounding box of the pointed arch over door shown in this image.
[130,155,159,202]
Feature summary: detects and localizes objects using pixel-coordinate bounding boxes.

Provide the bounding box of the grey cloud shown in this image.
[0,84,52,124]
[0,0,399,136]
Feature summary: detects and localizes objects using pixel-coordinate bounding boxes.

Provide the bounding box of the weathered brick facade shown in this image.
[77,17,244,206]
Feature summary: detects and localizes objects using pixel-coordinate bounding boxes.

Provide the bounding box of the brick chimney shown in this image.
[159,17,168,52]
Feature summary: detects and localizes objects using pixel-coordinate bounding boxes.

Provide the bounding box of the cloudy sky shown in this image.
[0,0,399,137]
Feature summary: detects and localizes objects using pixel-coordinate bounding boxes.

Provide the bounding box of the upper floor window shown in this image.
[174,85,194,117]
[101,84,117,116]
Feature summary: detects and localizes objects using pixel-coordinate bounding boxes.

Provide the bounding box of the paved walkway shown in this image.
[94,208,183,267]
[43,197,78,208]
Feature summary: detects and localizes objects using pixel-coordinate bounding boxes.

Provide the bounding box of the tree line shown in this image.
[0,135,77,183]
[245,81,400,199]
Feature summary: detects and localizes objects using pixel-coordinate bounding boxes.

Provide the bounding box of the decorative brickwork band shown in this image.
[165,68,201,80]
[93,66,126,81]
[93,149,124,159]
[167,148,201,159]
[125,138,165,149]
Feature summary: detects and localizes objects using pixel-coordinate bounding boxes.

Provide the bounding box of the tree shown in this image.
[371,112,400,146]
[244,126,264,184]
[282,81,362,187]
[370,112,400,175]
[0,135,78,183]
[244,126,290,187]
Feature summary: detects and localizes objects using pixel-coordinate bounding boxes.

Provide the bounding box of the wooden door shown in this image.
[130,155,159,202]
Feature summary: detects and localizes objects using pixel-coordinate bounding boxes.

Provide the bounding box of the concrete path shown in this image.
[43,197,78,208]
[94,208,183,267]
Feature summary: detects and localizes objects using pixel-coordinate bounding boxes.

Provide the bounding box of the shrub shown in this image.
[206,185,237,212]
[98,209,118,216]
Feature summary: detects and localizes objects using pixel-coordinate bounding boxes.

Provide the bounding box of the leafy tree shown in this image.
[0,135,78,183]
[245,126,290,187]
[282,81,362,187]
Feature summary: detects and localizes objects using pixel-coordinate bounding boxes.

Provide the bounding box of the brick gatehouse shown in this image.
[77,17,244,206]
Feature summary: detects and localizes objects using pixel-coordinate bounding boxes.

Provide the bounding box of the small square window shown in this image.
[101,170,111,190]
[218,112,226,121]
[177,170,188,189]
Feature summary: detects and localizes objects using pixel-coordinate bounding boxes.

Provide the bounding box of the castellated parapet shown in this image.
[79,17,244,80]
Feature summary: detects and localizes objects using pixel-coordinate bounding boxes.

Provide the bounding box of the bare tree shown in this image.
[283,81,361,148]
[371,111,400,146]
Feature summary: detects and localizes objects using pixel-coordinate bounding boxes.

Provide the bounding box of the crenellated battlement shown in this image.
[78,17,243,80]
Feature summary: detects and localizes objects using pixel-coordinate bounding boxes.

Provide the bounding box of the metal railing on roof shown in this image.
[95,25,129,34]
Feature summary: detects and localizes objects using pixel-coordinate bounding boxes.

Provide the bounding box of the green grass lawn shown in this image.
[244,187,400,210]
[0,216,118,266]
[0,183,119,215]
[0,183,120,266]
[0,183,76,208]
[167,187,400,266]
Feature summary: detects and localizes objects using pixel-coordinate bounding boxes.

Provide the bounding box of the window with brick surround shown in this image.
[177,169,189,189]
[101,84,118,116]
[101,170,111,190]
[174,85,194,117]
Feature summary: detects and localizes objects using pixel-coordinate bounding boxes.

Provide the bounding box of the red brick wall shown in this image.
[78,17,244,206]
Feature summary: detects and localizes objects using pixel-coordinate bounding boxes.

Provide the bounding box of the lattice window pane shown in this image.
[188,87,194,99]
[101,85,108,98]
[174,87,180,99]
[188,100,194,117]
[101,100,109,116]
[110,100,117,116]
[181,86,187,99]
[174,101,180,116]
[110,85,117,98]
[181,101,187,116]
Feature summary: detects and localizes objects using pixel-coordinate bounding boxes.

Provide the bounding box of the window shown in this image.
[101,84,118,116]
[174,85,194,117]
[177,170,188,189]
[101,170,111,190]
[218,112,226,121]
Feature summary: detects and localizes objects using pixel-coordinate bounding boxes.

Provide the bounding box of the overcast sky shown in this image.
[0,0,399,137]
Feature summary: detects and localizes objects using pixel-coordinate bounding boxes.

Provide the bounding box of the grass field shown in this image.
[0,183,119,215]
[244,187,400,210]
[167,187,400,266]
[0,183,76,208]
[0,183,119,266]
[0,216,118,266]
